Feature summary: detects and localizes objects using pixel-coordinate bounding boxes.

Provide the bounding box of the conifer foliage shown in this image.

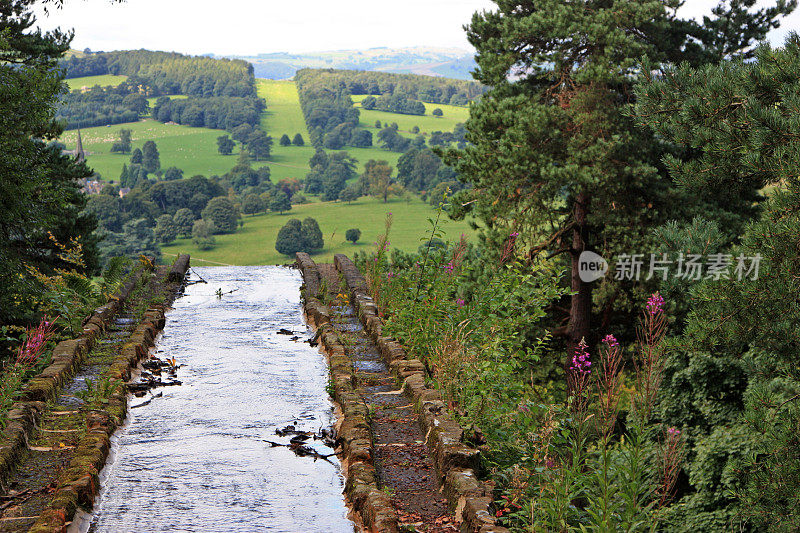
[636,37,800,530]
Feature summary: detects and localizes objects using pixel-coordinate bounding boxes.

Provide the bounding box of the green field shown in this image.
[58,79,469,185]
[162,196,475,266]
[352,94,469,135]
[256,79,411,178]
[60,119,260,181]
[256,79,315,182]
[66,75,128,90]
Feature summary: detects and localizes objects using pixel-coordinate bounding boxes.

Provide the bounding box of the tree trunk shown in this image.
[568,191,592,358]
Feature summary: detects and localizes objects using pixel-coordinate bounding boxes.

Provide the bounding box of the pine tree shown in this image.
[445,0,793,357]
[446,0,676,355]
[141,140,160,173]
[636,36,800,529]
[0,0,100,324]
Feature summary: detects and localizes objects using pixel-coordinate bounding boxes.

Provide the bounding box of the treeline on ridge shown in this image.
[151,95,264,130]
[301,68,486,105]
[57,50,263,131]
[61,50,256,97]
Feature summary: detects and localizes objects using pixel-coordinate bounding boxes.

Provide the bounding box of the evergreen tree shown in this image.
[292,133,305,146]
[119,163,130,187]
[141,140,160,173]
[279,134,291,146]
[0,0,101,324]
[130,147,143,165]
[636,36,800,530]
[446,0,789,355]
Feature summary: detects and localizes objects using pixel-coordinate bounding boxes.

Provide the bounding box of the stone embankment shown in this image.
[297,252,509,533]
[0,255,190,532]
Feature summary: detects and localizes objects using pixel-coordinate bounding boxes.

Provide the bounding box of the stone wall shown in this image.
[333,254,510,533]
[29,255,190,532]
[296,252,400,533]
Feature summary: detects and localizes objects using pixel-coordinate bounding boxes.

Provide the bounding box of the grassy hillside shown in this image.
[60,119,260,180]
[65,74,128,90]
[59,78,466,185]
[352,94,469,135]
[162,196,475,266]
[256,79,314,182]
[256,79,417,178]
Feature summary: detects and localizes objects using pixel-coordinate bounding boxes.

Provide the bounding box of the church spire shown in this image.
[74,129,85,163]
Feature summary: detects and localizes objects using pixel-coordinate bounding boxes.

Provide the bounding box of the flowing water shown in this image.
[84,266,355,533]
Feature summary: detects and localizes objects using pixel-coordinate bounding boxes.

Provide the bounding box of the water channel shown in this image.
[84,266,355,532]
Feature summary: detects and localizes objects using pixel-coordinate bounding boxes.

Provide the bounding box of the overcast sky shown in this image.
[34,0,800,56]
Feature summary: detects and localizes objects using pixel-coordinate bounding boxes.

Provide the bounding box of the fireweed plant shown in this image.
[532,295,686,531]
[0,316,59,427]
[357,207,685,530]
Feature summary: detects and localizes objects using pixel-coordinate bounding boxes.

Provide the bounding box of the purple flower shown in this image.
[456,298,465,307]
[646,292,665,315]
[667,427,681,437]
[570,339,591,376]
[511,231,520,238]
[602,334,619,347]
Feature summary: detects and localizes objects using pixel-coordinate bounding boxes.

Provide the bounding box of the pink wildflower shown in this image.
[456,298,465,307]
[570,338,591,376]
[602,334,619,347]
[17,316,58,367]
[646,292,665,315]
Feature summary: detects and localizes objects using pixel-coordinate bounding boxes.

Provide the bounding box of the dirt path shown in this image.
[317,264,457,533]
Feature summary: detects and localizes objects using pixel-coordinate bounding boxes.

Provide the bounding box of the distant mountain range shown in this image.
[226,46,477,81]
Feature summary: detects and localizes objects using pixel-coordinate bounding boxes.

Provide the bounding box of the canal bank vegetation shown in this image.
[351,2,800,531]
